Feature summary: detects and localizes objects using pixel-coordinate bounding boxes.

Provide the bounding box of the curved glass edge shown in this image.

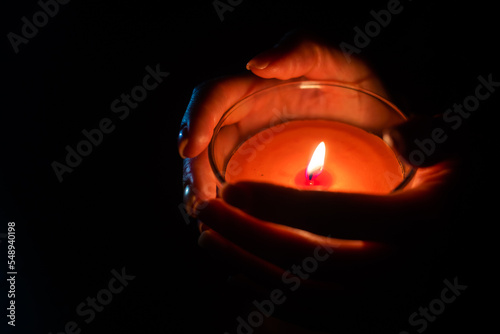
[208,80,417,194]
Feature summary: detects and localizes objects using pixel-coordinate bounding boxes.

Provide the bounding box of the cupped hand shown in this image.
[178,32,464,291]
[179,31,386,215]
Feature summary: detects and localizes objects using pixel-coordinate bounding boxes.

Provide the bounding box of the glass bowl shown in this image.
[208,80,416,194]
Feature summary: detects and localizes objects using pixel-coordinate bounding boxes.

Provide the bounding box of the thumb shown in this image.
[220,180,449,243]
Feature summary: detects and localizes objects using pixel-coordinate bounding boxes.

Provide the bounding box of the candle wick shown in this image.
[307,172,315,185]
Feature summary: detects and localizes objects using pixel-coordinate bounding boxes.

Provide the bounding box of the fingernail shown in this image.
[178,126,189,158]
[246,58,271,70]
[221,183,250,210]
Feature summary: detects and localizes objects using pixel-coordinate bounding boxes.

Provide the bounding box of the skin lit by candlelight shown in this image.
[306,142,326,182]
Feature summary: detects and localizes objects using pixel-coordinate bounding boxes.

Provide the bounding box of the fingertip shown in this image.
[177,126,189,158]
[246,59,271,71]
[198,229,213,248]
[177,124,210,159]
[247,65,290,80]
[246,46,280,71]
[180,129,213,159]
[197,221,210,233]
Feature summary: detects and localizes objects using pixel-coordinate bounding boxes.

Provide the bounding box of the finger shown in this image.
[178,75,281,158]
[246,31,385,94]
[198,229,285,284]
[198,229,343,291]
[221,166,458,243]
[182,148,217,216]
[198,199,388,268]
[383,114,470,167]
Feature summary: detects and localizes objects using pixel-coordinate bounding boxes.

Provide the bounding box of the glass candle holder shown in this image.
[209,80,416,195]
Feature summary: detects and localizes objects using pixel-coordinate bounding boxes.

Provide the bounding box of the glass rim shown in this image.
[208,79,417,193]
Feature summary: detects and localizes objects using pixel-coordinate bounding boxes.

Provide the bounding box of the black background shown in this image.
[1,0,496,333]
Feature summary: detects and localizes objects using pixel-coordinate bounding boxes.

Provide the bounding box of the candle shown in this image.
[224,120,403,194]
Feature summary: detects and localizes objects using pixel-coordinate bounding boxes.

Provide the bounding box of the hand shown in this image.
[178,32,464,294]
[179,31,386,215]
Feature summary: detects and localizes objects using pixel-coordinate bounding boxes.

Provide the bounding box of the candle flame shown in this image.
[306,142,325,181]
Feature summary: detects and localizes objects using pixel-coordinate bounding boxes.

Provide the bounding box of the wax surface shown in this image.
[225,120,403,194]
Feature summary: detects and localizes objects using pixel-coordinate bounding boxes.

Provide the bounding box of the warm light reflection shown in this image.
[306,142,326,182]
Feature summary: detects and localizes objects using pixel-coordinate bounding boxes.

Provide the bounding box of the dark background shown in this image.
[1,0,496,333]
